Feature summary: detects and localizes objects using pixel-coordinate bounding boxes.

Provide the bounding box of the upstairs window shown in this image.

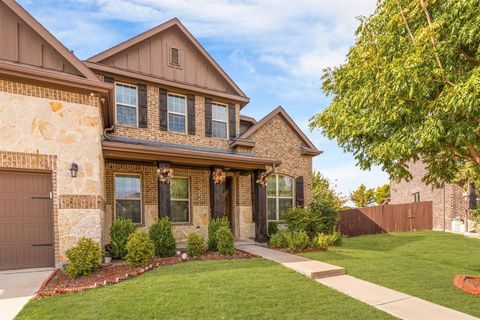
[212,103,228,138]
[115,83,138,126]
[267,175,294,221]
[412,192,420,202]
[168,94,187,133]
[115,174,141,223]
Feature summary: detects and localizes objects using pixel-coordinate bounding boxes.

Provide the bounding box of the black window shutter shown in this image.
[228,104,236,139]
[137,84,148,128]
[159,88,168,131]
[205,98,212,137]
[104,76,114,84]
[187,95,196,135]
[295,176,305,207]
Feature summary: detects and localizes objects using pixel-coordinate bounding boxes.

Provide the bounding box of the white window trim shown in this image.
[267,174,295,221]
[114,173,142,224]
[167,93,188,134]
[115,82,139,127]
[170,176,191,224]
[211,102,228,139]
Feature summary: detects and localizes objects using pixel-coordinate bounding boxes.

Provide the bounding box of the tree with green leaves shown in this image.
[351,184,374,207]
[374,184,391,204]
[311,171,346,209]
[311,0,480,187]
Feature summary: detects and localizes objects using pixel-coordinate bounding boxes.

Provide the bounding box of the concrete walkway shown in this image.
[0,267,54,320]
[236,244,479,320]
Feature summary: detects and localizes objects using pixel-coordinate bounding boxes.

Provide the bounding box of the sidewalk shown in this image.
[236,244,479,320]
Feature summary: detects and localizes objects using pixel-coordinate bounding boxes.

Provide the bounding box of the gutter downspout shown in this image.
[103,125,115,139]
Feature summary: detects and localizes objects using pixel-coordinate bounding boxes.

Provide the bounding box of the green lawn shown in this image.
[17,259,393,320]
[302,231,480,318]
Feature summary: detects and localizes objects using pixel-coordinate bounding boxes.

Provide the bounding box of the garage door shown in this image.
[0,171,54,270]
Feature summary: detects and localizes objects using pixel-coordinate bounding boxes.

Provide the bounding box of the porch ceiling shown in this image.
[102,136,280,170]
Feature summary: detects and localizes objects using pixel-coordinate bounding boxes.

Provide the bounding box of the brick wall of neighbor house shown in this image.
[111,85,240,150]
[390,160,467,231]
[0,79,105,263]
[249,114,314,205]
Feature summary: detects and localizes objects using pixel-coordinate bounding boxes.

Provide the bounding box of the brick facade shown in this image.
[390,161,468,231]
[111,84,240,150]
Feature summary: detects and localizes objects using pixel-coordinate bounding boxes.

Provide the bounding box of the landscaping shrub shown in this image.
[268,221,279,237]
[124,231,155,267]
[311,233,333,250]
[109,219,136,258]
[65,238,103,278]
[330,230,343,246]
[309,196,340,235]
[186,232,206,257]
[283,207,323,239]
[149,218,176,257]
[286,230,310,253]
[268,230,289,248]
[207,217,230,251]
[216,226,235,255]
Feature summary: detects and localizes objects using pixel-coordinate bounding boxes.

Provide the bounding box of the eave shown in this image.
[301,146,323,156]
[102,139,280,170]
[84,62,250,107]
[229,138,255,148]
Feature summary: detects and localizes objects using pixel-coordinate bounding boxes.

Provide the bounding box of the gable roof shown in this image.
[239,106,322,156]
[1,0,99,81]
[87,17,247,101]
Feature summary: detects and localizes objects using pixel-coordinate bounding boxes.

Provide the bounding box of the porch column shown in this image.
[253,170,268,242]
[210,167,225,219]
[157,161,170,218]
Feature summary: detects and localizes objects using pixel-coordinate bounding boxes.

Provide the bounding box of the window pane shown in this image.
[171,178,188,200]
[267,177,276,197]
[168,114,186,132]
[116,199,141,223]
[171,201,189,223]
[115,176,140,198]
[117,105,137,126]
[212,104,227,121]
[116,84,137,105]
[278,175,293,197]
[267,198,277,220]
[279,198,293,219]
[212,121,227,138]
[168,95,186,114]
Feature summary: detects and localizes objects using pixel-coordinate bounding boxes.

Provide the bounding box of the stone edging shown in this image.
[34,262,164,299]
[453,275,480,296]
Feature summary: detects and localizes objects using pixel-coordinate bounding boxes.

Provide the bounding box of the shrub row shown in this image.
[268,230,343,253]
[186,218,235,257]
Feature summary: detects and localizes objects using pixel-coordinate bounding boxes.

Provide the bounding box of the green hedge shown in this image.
[65,238,103,278]
[149,218,176,257]
[125,231,155,267]
[110,219,136,258]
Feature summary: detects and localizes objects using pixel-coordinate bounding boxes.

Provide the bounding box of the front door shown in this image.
[223,177,234,233]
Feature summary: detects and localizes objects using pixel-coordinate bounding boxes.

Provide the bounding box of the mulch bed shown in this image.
[454,275,480,296]
[36,250,256,299]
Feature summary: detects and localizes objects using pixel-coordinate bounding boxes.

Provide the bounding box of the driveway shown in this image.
[0,268,54,320]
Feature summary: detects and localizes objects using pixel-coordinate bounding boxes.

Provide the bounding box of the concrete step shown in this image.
[283,260,345,279]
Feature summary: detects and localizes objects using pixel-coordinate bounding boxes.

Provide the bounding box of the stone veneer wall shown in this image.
[390,160,467,231]
[249,114,314,206]
[112,84,240,150]
[0,79,105,263]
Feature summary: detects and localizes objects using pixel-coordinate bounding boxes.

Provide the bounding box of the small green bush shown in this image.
[65,238,103,278]
[216,226,235,255]
[110,219,137,258]
[286,230,310,253]
[149,218,176,257]
[208,217,230,251]
[268,221,279,237]
[124,231,154,267]
[186,232,206,257]
[268,230,289,248]
[283,207,323,239]
[330,231,343,246]
[312,233,332,250]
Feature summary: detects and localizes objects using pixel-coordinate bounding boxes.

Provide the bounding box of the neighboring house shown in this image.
[0,0,321,270]
[390,161,469,232]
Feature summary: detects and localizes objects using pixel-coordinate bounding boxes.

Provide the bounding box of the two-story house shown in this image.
[0,0,320,270]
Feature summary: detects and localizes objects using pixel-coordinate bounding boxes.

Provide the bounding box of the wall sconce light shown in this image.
[70,162,78,178]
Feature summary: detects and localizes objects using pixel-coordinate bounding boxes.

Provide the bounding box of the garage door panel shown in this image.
[0,171,54,270]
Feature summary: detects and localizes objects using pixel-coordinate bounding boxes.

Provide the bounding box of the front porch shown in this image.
[102,136,277,243]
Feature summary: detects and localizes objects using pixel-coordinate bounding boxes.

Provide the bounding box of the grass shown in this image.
[17,259,394,320]
[301,231,480,318]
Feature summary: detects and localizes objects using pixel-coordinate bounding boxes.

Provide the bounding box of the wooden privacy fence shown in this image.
[338,201,433,237]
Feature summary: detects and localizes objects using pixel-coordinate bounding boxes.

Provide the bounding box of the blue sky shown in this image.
[18,0,388,199]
